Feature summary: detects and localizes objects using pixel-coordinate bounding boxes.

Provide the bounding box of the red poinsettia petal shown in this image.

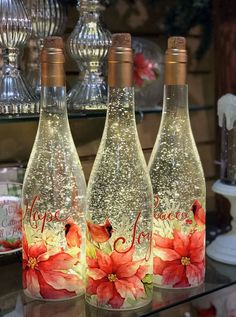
[23,267,27,289]
[116,262,140,279]
[124,275,145,299]
[156,247,181,261]
[174,273,190,288]
[154,256,171,275]
[86,277,106,295]
[37,271,77,299]
[88,268,107,280]
[26,269,41,297]
[190,230,205,250]
[87,256,98,268]
[22,258,28,270]
[40,270,82,292]
[111,248,134,271]
[96,281,114,304]
[115,279,136,300]
[135,265,148,279]
[97,250,113,274]
[173,230,190,257]
[153,233,173,249]
[186,263,203,285]
[38,252,76,271]
[29,243,47,259]
[22,236,29,261]
[190,246,205,264]
[108,287,125,309]
[195,262,205,282]
[162,264,185,286]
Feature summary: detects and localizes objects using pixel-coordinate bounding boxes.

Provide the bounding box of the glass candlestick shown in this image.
[0,0,38,115]
[24,0,67,95]
[207,94,236,264]
[218,94,236,185]
[67,0,111,112]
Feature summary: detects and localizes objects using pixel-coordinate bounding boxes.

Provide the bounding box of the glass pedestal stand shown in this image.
[207,180,236,264]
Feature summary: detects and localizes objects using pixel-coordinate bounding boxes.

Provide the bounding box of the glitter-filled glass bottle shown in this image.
[86,34,153,310]
[148,37,206,289]
[22,37,86,300]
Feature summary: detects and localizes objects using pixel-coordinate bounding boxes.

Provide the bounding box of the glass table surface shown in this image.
[0,105,213,123]
[0,253,236,317]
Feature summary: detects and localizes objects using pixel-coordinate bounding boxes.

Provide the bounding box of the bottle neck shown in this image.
[41,86,67,114]
[163,85,188,114]
[40,49,66,114]
[107,86,135,125]
[107,43,134,126]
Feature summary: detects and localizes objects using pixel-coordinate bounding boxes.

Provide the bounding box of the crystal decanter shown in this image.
[0,0,38,114]
[67,0,111,112]
[24,0,67,95]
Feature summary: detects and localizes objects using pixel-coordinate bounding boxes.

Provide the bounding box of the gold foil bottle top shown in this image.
[165,36,187,85]
[108,33,133,87]
[41,36,65,87]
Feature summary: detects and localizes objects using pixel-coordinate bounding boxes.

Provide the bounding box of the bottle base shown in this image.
[23,289,84,302]
[85,296,152,311]
[154,281,204,290]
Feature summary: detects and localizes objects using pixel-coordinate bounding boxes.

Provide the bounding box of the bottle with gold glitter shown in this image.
[148,37,206,289]
[86,33,153,310]
[22,37,86,300]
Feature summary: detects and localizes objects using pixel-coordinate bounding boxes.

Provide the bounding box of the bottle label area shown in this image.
[86,213,153,310]
[22,195,84,300]
[153,195,205,288]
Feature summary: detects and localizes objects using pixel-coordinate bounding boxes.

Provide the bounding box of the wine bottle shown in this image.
[22,37,86,300]
[148,37,206,289]
[86,33,153,310]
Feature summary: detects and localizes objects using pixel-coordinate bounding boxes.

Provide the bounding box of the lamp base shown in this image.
[206,233,236,265]
[206,180,236,265]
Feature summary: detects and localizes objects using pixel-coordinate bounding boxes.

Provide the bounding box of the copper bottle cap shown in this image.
[108,33,133,88]
[165,36,187,85]
[41,36,65,87]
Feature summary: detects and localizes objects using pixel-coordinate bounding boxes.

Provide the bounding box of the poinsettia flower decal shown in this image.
[86,247,148,308]
[191,200,205,226]
[22,234,82,299]
[87,218,112,243]
[153,230,205,287]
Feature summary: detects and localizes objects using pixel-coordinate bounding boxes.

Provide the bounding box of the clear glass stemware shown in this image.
[0,0,39,115]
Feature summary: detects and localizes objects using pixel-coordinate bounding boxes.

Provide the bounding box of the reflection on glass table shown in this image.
[0,255,236,317]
